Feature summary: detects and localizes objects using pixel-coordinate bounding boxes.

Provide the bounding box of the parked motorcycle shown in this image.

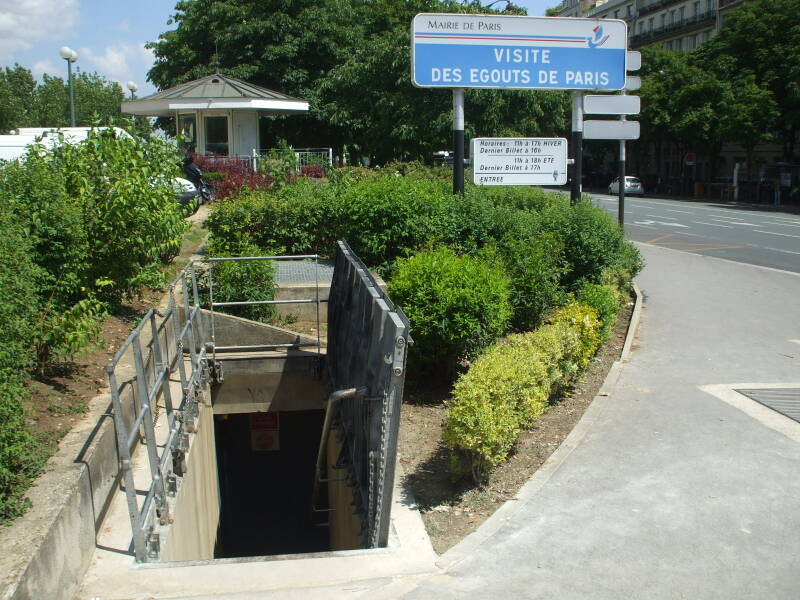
[181,151,215,205]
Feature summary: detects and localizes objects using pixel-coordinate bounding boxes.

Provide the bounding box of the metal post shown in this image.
[618,95,627,226]
[67,59,76,127]
[570,91,584,205]
[453,88,465,195]
[618,139,626,226]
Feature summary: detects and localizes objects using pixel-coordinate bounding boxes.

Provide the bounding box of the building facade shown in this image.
[552,0,745,51]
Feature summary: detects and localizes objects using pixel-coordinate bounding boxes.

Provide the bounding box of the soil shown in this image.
[24,206,210,453]
[397,301,634,554]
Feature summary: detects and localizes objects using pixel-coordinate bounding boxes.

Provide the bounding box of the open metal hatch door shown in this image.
[315,240,411,548]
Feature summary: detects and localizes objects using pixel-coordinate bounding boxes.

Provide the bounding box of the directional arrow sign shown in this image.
[471,137,568,185]
[583,94,640,115]
[625,75,641,91]
[626,50,641,72]
[583,120,640,140]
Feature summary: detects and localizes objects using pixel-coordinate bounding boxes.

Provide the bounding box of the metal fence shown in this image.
[106,255,327,562]
[322,241,410,547]
[106,263,208,562]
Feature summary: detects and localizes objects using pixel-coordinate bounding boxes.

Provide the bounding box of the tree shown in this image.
[694,0,800,162]
[147,0,570,161]
[31,71,125,128]
[0,65,37,133]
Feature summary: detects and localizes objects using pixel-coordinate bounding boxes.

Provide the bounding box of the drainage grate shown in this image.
[735,388,800,423]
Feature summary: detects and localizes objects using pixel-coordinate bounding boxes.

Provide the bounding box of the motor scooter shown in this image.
[181,151,215,204]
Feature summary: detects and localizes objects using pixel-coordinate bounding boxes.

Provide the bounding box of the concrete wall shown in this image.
[0,393,120,600]
[327,428,364,551]
[160,395,220,562]
[212,354,327,415]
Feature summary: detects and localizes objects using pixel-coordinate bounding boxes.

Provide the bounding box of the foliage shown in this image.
[547,301,602,370]
[577,283,621,341]
[497,232,568,331]
[0,64,136,133]
[0,212,46,523]
[147,0,571,161]
[300,164,325,178]
[203,242,277,323]
[535,199,640,289]
[443,301,602,482]
[387,247,512,379]
[258,140,299,186]
[192,154,274,199]
[0,129,189,371]
[693,0,800,162]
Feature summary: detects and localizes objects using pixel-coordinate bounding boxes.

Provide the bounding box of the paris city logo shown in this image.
[587,25,610,48]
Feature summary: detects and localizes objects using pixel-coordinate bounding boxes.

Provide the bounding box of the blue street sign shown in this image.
[412,14,628,91]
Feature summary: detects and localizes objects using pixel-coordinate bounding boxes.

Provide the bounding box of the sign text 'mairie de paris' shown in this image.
[471,138,568,186]
[412,14,627,90]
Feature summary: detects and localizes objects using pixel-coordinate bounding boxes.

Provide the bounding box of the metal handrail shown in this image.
[207,254,324,357]
[106,260,207,562]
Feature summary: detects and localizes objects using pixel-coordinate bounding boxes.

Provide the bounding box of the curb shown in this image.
[435,282,644,572]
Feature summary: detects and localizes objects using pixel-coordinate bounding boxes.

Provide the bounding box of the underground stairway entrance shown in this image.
[213,410,327,558]
[104,241,410,563]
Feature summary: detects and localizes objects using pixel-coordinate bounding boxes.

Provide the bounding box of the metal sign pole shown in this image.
[570,91,584,205]
[453,88,465,195]
[619,90,627,226]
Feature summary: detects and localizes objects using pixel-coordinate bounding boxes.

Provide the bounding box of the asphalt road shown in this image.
[588,192,800,273]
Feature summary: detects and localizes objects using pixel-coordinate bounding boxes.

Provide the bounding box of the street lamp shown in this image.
[126,81,138,100]
[59,46,78,127]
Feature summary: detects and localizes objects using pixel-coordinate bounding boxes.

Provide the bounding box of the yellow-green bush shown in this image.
[443,302,601,481]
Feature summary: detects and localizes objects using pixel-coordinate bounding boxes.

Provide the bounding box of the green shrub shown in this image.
[577,283,622,341]
[388,247,512,379]
[443,307,601,482]
[0,212,46,523]
[536,199,634,288]
[547,301,602,370]
[498,232,568,331]
[203,242,277,323]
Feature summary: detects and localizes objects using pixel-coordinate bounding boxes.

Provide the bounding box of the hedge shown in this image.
[387,247,512,379]
[443,301,602,481]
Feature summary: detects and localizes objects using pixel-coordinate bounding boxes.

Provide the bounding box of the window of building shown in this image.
[661,13,666,27]
[694,1,700,15]
[614,10,619,18]
[649,17,654,30]
[706,0,712,11]
[670,9,676,24]
[204,115,229,156]
[679,6,685,20]
[627,4,633,17]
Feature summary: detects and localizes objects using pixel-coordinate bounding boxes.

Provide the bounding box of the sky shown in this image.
[0,0,556,97]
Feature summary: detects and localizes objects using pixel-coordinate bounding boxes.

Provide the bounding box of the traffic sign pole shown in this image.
[453,88,465,195]
[571,91,583,205]
[618,90,626,226]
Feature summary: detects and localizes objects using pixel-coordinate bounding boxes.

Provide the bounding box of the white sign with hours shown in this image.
[471,137,568,186]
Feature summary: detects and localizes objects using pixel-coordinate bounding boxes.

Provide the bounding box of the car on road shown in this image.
[608,176,645,196]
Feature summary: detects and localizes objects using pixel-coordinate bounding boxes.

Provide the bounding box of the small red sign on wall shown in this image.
[250,412,280,451]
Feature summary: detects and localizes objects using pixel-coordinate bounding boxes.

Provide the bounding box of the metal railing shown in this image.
[106,262,207,562]
[106,254,326,561]
[206,254,324,356]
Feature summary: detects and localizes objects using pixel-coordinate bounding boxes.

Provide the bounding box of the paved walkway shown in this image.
[399,243,800,599]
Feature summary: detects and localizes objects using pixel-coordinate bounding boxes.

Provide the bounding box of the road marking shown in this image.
[628,223,659,230]
[693,221,731,228]
[646,214,678,220]
[665,209,692,214]
[710,218,757,226]
[752,230,800,239]
[763,221,800,228]
[634,219,690,227]
[644,233,675,244]
[790,340,800,346]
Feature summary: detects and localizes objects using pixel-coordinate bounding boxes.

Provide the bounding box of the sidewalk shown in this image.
[397,243,800,599]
